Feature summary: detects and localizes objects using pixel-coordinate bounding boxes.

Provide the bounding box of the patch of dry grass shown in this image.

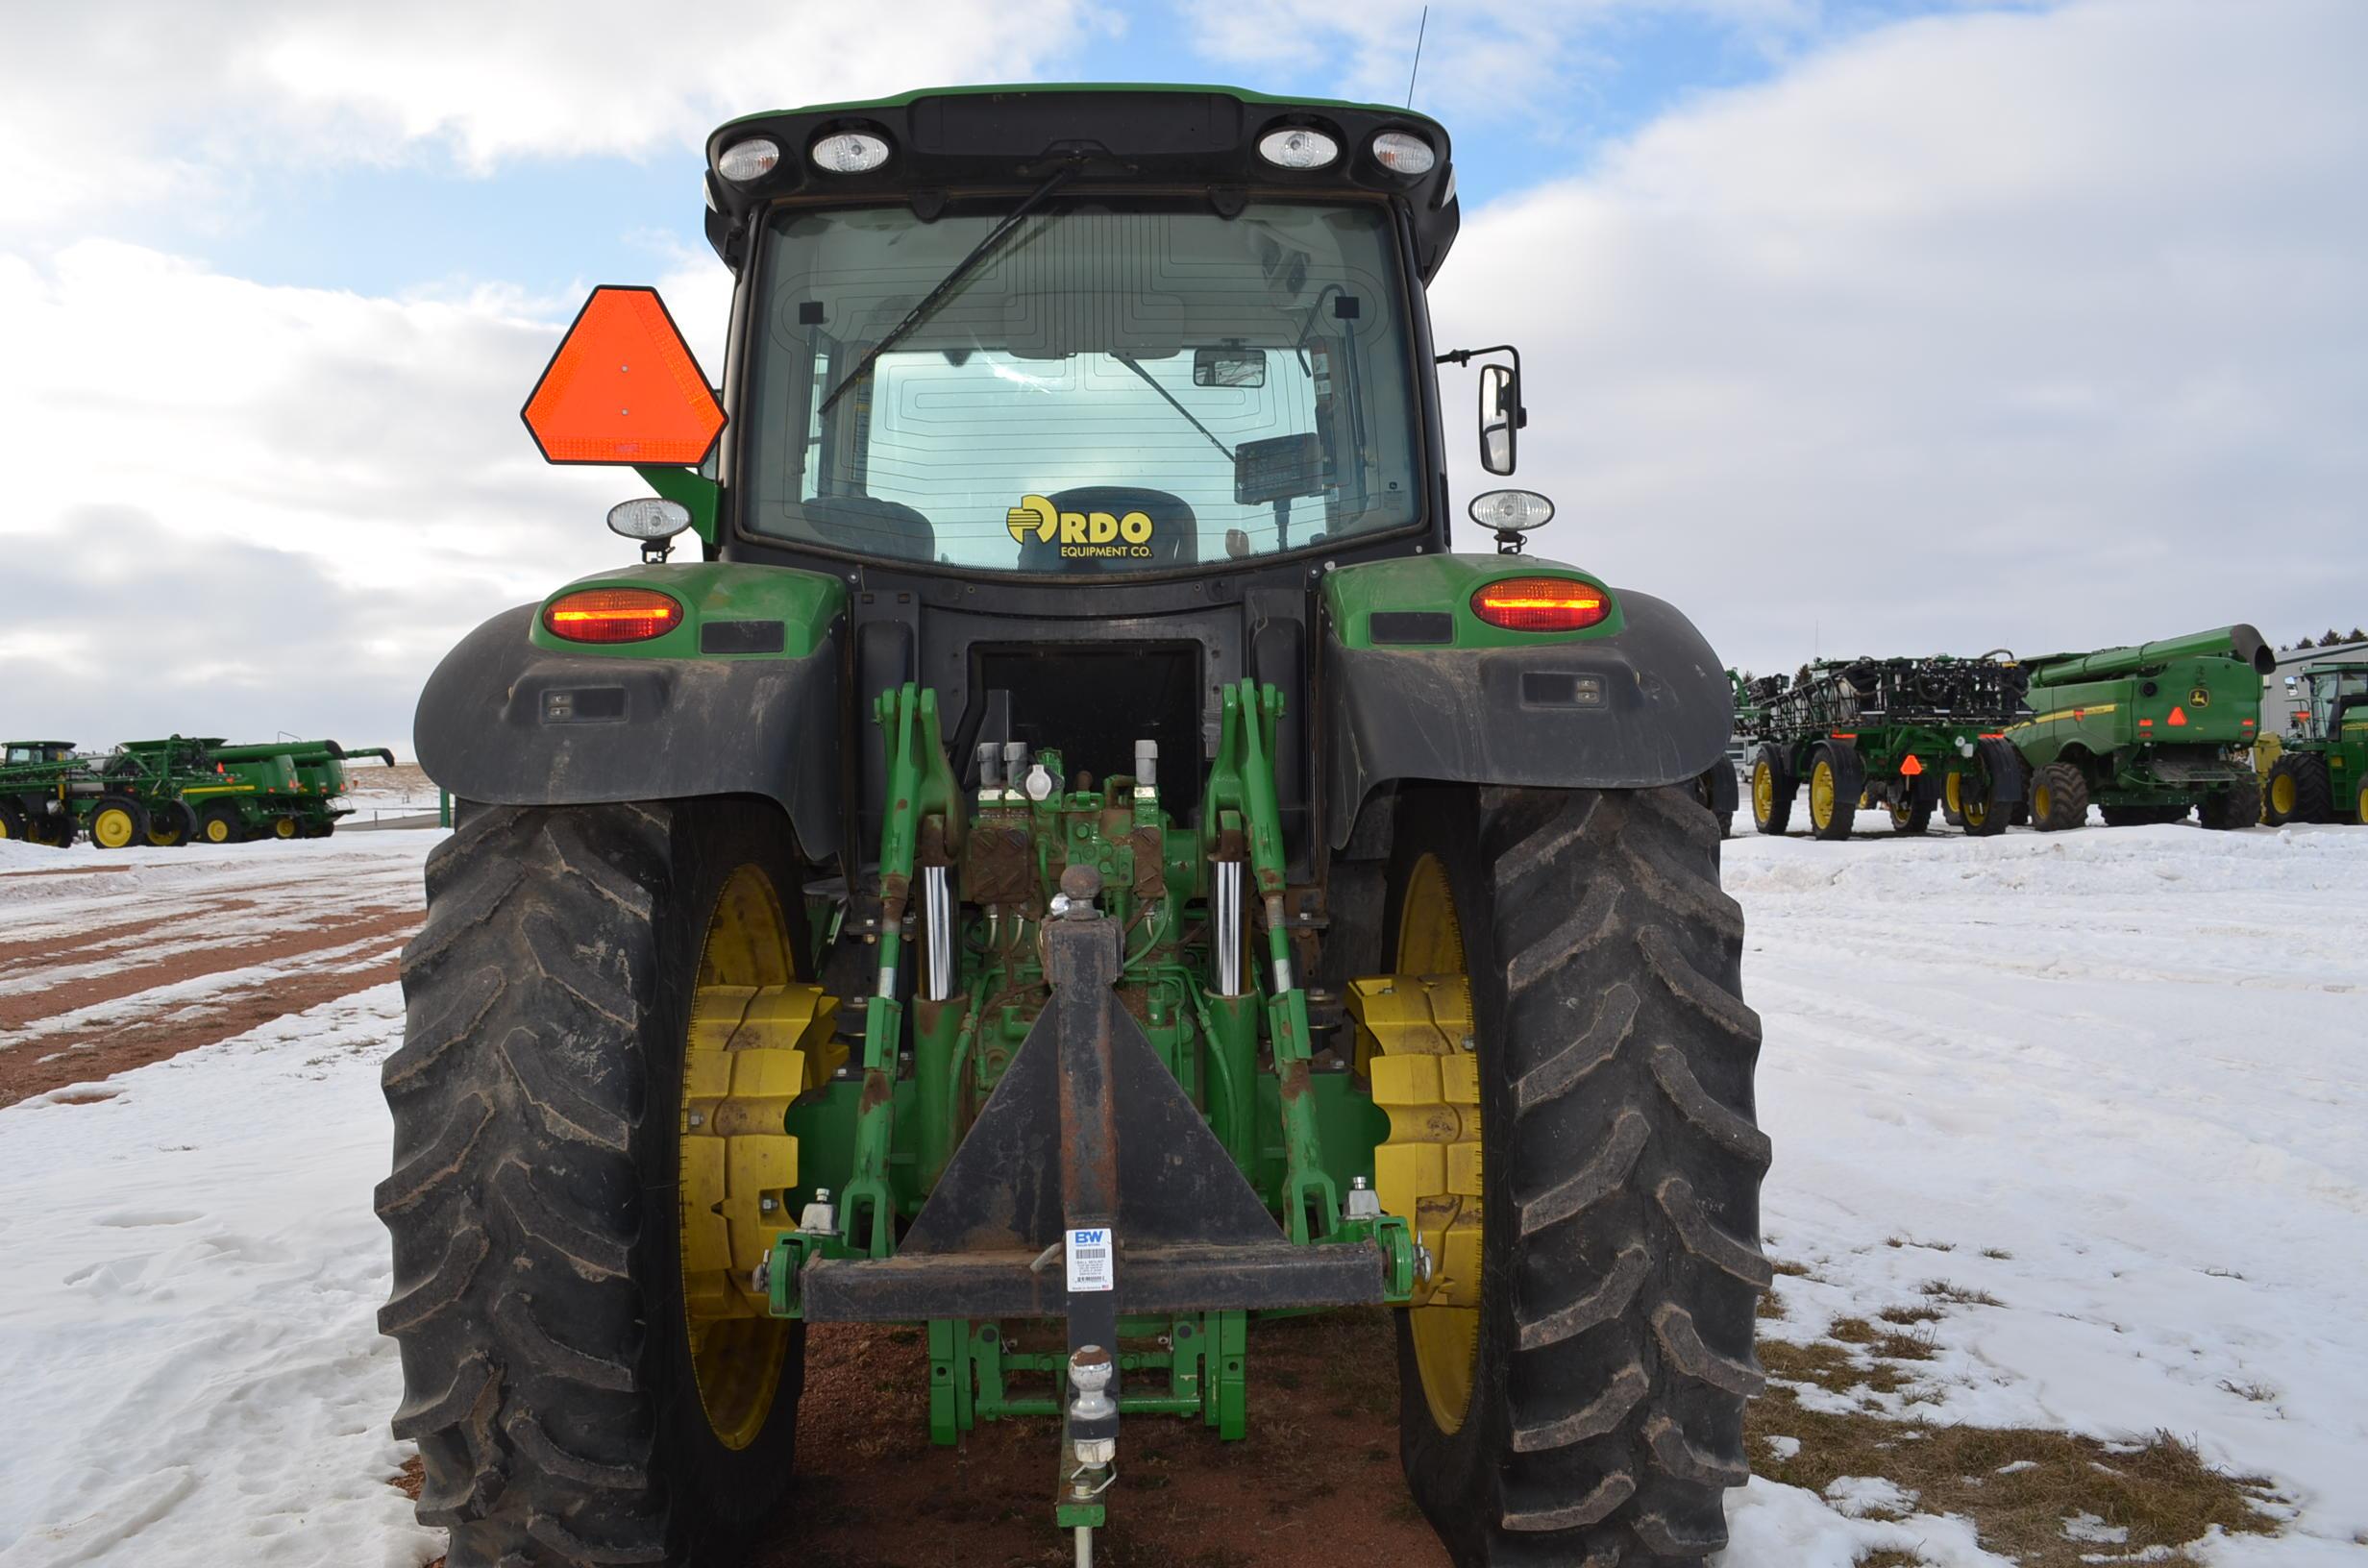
[1752,1316,2281,1568]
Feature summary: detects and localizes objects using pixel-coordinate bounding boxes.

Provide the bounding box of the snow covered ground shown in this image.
[1,818,2363,1566]
[1727,810,2368,1565]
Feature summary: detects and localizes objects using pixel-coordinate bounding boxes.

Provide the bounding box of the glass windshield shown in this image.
[740,197,1423,573]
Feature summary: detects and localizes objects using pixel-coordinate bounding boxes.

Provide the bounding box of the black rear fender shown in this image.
[413,604,843,858]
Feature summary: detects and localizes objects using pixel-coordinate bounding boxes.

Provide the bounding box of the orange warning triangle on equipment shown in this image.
[522,286,725,466]
[1899,754,1924,776]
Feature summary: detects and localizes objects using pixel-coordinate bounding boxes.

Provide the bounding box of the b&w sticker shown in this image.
[1067,1227,1114,1292]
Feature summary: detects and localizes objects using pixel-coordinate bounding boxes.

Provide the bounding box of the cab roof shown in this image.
[702,83,1460,281]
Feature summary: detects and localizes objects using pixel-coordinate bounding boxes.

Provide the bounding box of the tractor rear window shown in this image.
[739,197,1423,574]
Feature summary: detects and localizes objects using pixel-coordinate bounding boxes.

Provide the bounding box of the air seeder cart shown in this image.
[2007,626,2272,832]
[385,86,1764,1568]
[2261,663,2368,825]
[1743,655,2027,839]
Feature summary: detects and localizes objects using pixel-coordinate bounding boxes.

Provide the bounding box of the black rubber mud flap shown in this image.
[412,604,843,856]
[1326,590,1734,848]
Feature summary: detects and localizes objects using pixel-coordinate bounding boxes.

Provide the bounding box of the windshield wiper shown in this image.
[816,165,1077,416]
[1114,354,1235,461]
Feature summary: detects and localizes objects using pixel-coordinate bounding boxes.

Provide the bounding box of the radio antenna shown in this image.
[1405,6,1430,109]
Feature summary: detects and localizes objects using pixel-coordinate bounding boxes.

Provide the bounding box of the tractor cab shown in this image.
[3,742,77,765]
[2291,665,2368,741]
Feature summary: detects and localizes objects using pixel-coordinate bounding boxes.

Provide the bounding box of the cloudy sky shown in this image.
[3,0,2361,751]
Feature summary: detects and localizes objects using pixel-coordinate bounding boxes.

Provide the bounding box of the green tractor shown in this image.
[384,85,1764,1568]
[2007,626,2273,832]
[2260,663,2368,825]
[0,741,96,845]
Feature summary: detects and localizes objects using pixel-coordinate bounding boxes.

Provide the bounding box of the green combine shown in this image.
[183,739,397,841]
[2007,626,2272,831]
[382,84,1766,1568]
[1743,655,2028,839]
[2260,663,2368,825]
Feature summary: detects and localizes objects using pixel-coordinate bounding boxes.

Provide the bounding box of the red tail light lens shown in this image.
[543,587,683,644]
[1470,576,1609,632]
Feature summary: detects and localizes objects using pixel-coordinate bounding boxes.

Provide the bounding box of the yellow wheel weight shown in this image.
[1350,852,1483,1435]
[676,865,843,1451]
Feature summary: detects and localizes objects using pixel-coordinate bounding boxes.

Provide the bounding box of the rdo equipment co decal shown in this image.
[1006,495,1156,560]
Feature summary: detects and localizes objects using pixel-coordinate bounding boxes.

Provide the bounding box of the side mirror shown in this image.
[1479,362,1520,475]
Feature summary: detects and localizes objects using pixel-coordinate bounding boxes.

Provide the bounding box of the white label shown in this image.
[1066,1227,1114,1292]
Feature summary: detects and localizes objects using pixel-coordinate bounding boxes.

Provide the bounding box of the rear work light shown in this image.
[1471,576,1609,633]
[543,587,683,644]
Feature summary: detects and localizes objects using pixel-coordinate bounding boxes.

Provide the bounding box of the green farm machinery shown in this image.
[2007,626,2273,832]
[382,85,1766,1568]
[176,738,396,842]
[1743,655,2028,839]
[0,739,202,848]
[0,741,97,845]
[2260,663,2368,825]
[111,735,395,843]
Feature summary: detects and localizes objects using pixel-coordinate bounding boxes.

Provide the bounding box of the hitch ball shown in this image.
[1068,1343,1118,1470]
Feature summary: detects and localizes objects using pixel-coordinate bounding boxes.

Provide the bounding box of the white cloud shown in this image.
[0,0,1099,235]
[1427,0,2368,669]
[0,240,629,748]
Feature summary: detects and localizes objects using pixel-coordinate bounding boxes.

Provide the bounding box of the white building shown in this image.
[2263,638,2368,738]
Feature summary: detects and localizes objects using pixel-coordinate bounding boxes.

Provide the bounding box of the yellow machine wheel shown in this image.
[89,801,140,849]
[2268,770,2297,820]
[675,864,809,1451]
[1388,852,1481,1433]
[205,815,236,844]
[272,817,298,840]
[2356,781,2368,826]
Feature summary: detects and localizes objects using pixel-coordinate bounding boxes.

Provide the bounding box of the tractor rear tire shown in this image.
[2030,764,2089,832]
[0,800,24,841]
[1387,786,1766,1567]
[2198,772,2259,832]
[1952,739,2022,838]
[1806,741,1863,841]
[1748,747,1792,836]
[2262,754,2331,825]
[379,801,806,1568]
[1887,796,1932,835]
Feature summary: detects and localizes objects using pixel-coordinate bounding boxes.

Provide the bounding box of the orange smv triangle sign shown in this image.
[522,286,725,466]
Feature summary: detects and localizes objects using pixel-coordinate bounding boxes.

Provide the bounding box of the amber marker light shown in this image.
[1470,576,1609,633]
[543,587,683,644]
